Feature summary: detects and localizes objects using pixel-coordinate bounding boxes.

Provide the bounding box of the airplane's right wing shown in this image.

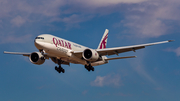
[4,51,70,65]
[4,51,31,56]
[4,51,49,59]
[96,40,174,56]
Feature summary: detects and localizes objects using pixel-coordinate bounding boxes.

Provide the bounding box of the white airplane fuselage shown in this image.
[35,34,99,66]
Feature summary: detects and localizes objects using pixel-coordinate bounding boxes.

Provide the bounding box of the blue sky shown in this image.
[0,0,180,101]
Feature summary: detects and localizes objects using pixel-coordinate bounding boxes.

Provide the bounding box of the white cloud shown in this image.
[0,0,180,39]
[79,0,146,7]
[166,47,180,56]
[63,0,180,38]
[0,0,65,44]
[0,0,65,27]
[123,15,168,38]
[82,90,88,95]
[61,14,94,29]
[134,64,157,85]
[128,50,158,86]
[11,16,26,27]
[0,34,32,44]
[0,0,64,17]
[117,0,180,38]
[91,74,122,87]
[175,47,180,56]
[34,0,64,17]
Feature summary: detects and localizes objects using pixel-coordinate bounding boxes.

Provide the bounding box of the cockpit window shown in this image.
[35,37,44,39]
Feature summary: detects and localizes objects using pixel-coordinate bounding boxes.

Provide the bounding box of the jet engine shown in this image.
[29,52,45,65]
[82,49,99,61]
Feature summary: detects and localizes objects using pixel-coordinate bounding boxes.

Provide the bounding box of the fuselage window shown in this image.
[35,37,44,39]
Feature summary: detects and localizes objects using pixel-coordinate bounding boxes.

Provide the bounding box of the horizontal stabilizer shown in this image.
[105,56,136,61]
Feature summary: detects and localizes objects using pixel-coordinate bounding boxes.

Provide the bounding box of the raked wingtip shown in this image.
[168,40,175,42]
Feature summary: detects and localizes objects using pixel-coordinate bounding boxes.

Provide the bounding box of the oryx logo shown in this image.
[99,33,108,49]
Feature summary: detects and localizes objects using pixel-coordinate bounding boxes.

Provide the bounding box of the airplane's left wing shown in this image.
[96,40,174,56]
[4,51,31,56]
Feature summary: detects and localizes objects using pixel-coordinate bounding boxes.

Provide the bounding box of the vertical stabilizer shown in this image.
[97,29,109,49]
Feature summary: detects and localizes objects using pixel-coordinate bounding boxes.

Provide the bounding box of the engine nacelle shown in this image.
[29,52,45,65]
[83,49,99,61]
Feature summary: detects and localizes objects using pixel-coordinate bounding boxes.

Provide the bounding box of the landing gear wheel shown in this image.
[92,67,94,71]
[58,69,61,73]
[62,69,65,73]
[55,66,58,70]
[85,65,94,72]
[55,66,65,73]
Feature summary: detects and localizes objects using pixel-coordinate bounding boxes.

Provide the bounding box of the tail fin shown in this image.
[97,29,109,49]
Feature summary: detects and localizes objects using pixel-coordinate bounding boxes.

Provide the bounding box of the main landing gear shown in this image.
[55,66,65,73]
[55,59,65,73]
[85,64,94,72]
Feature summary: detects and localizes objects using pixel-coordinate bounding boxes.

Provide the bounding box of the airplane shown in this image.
[4,29,174,73]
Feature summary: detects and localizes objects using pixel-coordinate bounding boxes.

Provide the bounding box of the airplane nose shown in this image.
[34,39,39,49]
[34,39,38,46]
[34,40,44,49]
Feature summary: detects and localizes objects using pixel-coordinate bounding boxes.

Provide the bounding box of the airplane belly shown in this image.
[61,57,82,64]
[40,42,87,65]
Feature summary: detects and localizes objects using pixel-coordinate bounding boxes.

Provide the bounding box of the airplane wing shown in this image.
[4,51,70,65]
[96,40,174,56]
[4,51,49,58]
[4,51,31,56]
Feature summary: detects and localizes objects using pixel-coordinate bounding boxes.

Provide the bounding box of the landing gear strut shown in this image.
[55,59,65,73]
[85,64,94,72]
